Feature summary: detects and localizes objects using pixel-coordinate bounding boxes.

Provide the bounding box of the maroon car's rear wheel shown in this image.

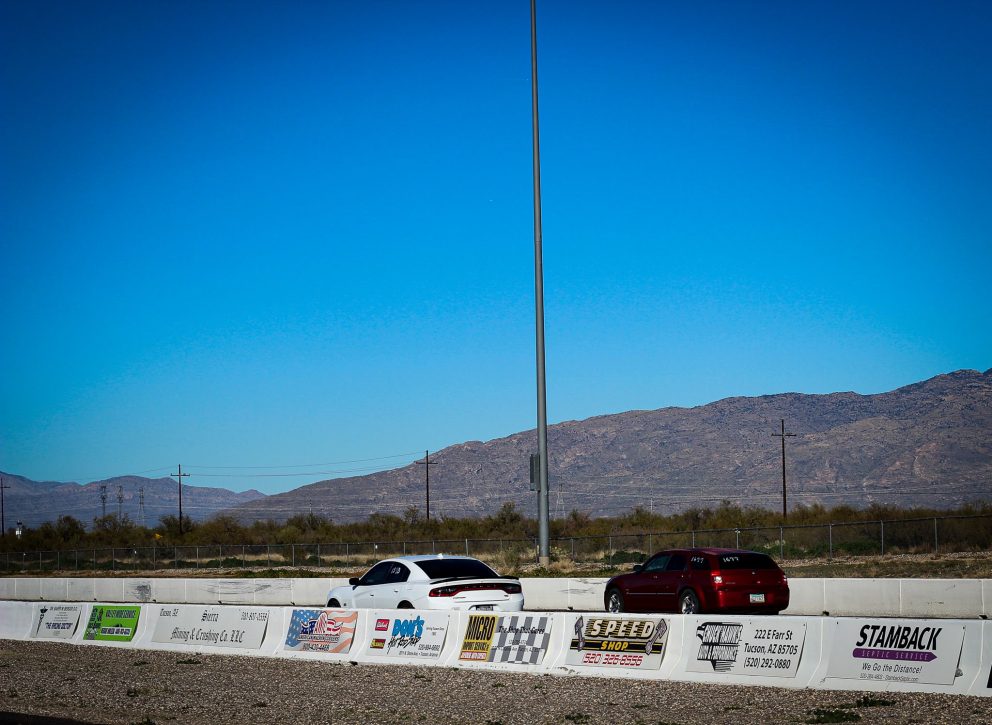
[679,589,700,614]
[606,588,625,613]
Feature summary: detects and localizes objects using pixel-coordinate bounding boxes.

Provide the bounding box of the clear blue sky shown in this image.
[2,0,990,494]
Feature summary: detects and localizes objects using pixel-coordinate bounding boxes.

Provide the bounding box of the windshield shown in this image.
[717,553,779,570]
[416,558,500,580]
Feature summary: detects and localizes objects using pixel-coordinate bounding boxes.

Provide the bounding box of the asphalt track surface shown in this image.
[1,640,991,725]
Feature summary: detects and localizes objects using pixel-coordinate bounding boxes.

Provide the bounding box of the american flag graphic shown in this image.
[285,609,357,654]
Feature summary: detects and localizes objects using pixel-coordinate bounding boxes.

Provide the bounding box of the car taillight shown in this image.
[428,583,521,597]
[711,574,723,584]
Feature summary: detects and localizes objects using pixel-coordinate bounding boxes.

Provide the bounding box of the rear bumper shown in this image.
[711,587,790,612]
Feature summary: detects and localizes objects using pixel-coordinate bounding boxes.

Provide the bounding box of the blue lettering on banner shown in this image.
[392,617,424,639]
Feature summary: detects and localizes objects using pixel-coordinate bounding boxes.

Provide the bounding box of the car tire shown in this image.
[327,599,340,608]
[606,588,625,613]
[679,590,700,615]
[398,601,414,609]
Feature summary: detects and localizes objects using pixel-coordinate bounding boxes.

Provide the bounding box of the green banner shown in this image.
[83,605,141,642]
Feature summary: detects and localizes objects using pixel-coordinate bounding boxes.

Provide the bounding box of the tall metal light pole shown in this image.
[530,0,551,566]
[772,419,796,522]
[171,465,190,534]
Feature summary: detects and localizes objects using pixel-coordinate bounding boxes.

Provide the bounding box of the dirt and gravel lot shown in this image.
[0,640,990,725]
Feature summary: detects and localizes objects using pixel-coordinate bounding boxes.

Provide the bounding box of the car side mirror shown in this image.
[632,564,643,573]
[349,577,360,586]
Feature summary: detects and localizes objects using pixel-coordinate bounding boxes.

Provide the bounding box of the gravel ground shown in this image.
[1,640,990,725]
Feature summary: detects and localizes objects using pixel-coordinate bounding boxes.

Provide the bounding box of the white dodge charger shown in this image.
[326,554,524,611]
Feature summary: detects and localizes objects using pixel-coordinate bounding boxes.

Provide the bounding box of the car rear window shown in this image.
[416,559,500,579]
[717,553,779,570]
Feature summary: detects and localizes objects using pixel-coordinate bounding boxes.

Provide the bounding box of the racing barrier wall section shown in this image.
[2,601,991,698]
[1,576,991,618]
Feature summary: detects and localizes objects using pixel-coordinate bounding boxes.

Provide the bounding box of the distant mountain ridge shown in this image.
[0,473,266,530]
[223,369,992,523]
[5,369,990,529]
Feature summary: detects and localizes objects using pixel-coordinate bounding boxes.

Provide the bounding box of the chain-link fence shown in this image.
[2,513,990,573]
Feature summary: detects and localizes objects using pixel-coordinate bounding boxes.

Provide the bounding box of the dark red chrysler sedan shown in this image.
[603,548,790,615]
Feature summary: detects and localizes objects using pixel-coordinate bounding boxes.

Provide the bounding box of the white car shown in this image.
[326,554,524,611]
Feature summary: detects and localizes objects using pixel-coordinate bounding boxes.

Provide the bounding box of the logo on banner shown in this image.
[460,614,498,661]
[852,624,941,663]
[285,609,357,654]
[567,616,669,669]
[84,606,140,642]
[389,616,425,649]
[371,639,386,649]
[478,615,552,665]
[695,622,743,672]
[375,618,389,632]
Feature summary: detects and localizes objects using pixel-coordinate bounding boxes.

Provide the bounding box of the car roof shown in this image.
[655,548,769,556]
[383,555,480,563]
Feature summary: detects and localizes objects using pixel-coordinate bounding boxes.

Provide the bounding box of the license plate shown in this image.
[473,605,495,611]
[749,593,765,604]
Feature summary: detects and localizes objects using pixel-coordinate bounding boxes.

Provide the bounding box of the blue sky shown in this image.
[2,0,989,494]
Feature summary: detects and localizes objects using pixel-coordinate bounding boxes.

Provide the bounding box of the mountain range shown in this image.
[0,474,265,530]
[5,369,990,528]
[225,368,992,523]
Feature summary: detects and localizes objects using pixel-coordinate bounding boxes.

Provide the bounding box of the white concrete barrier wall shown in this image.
[2,577,991,618]
[1,601,990,698]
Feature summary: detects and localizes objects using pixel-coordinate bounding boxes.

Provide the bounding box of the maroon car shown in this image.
[603,548,790,614]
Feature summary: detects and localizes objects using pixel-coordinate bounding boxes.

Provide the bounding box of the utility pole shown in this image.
[171,465,190,535]
[0,477,9,537]
[100,484,108,518]
[772,419,796,521]
[415,451,438,521]
[116,485,124,519]
[530,0,551,567]
[138,488,146,528]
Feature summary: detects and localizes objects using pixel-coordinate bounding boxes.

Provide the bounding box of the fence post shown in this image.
[571,538,575,561]
[242,545,246,569]
[57,550,60,572]
[75,549,79,572]
[934,518,938,554]
[317,543,321,566]
[735,529,740,548]
[465,538,469,556]
[292,544,296,568]
[195,546,199,569]
[608,535,613,566]
[880,521,885,556]
[432,540,436,554]
[828,524,833,560]
[691,530,696,547]
[267,545,271,568]
[779,527,784,558]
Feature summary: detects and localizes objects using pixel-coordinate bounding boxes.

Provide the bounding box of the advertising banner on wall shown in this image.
[565,616,670,670]
[84,605,141,642]
[151,606,269,649]
[284,609,358,654]
[365,611,449,660]
[32,604,82,639]
[686,620,807,678]
[826,619,965,686]
[459,614,552,665]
